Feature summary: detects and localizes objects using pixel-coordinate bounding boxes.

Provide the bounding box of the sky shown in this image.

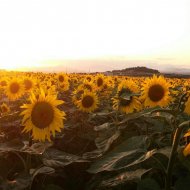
[0,0,190,72]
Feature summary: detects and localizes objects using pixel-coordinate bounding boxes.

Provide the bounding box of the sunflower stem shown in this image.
[26,131,33,173]
[165,120,190,190]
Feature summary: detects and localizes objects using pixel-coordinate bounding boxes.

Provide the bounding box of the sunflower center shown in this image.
[97,78,103,87]
[148,84,165,102]
[31,101,54,129]
[24,79,32,90]
[82,95,94,108]
[87,77,91,81]
[59,76,64,82]
[10,82,20,94]
[1,81,7,86]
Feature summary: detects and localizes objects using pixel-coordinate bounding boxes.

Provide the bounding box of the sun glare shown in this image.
[0,0,189,71]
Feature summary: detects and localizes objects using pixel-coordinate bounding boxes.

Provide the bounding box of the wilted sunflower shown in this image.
[6,79,24,100]
[113,80,141,113]
[141,75,171,107]
[76,91,98,112]
[20,90,66,141]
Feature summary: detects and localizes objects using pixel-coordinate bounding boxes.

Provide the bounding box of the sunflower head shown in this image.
[0,77,8,89]
[94,74,105,90]
[141,75,171,107]
[23,77,35,91]
[112,80,141,114]
[6,79,24,100]
[58,81,70,92]
[0,103,10,115]
[76,90,98,113]
[57,73,69,83]
[20,90,66,141]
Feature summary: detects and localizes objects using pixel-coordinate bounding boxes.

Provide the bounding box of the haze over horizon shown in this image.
[0,0,189,72]
[16,58,190,74]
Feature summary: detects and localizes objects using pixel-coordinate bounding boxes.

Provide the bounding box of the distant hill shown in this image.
[104,66,160,76]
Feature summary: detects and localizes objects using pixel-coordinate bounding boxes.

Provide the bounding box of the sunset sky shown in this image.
[0,0,189,72]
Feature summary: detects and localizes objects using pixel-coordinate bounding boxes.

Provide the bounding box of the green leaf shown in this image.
[43,148,89,168]
[88,169,151,190]
[87,136,149,174]
[31,166,55,179]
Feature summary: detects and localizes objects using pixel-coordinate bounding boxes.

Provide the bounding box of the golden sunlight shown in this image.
[0,0,189,71]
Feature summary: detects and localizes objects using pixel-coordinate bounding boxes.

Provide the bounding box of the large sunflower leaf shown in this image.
[87,169,151,190]
[87,135,149,174]
[42,148,89,168]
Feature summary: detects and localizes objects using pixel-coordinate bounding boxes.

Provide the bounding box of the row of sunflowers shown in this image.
[0,71,190,142]
[1,70,190,189]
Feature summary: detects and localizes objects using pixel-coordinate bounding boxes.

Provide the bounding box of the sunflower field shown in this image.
[1,70,190,190]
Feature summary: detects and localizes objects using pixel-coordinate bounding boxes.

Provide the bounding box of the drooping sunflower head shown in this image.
[6,79,24,101]
[141,75,171,107]
[20,90,66,142]
[76,91,98,113]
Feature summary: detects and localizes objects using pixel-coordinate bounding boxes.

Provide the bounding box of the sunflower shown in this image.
[78,80,95,92]
[94,74,105,90]
[23,77,35,91]
[85,75,93,82]
[72,87,85,106]
[58,81,70,92]
[112,80,141,113]
[0,77,8,89]
[0,103,10,116]
[76,90,98,112]
[182,130,190,156]
[5,79,24,100]
[20,89,66,141]
[141,75,171,107]
[57,73,69,83]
